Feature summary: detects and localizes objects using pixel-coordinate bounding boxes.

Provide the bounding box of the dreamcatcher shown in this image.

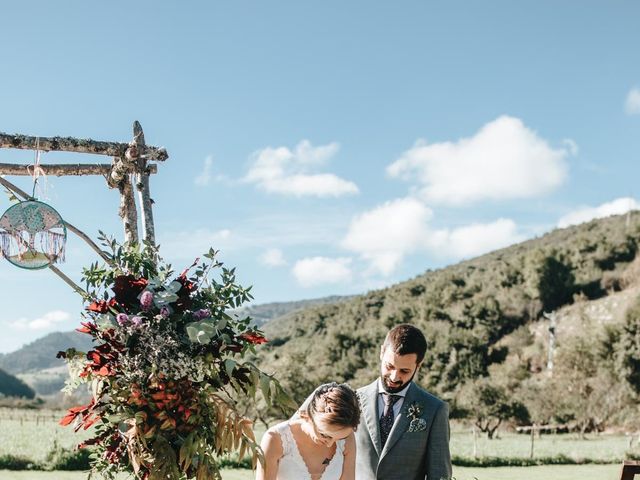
[0,141,67,269]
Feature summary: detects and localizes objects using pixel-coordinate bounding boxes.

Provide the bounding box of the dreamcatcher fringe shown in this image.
[0,231,66,263]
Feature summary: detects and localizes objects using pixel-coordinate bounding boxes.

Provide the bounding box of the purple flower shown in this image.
[160,306,171,318]
[140,291,154,311]
[193,308,211,320]
[116,313,130,326]
[131,316,144,328]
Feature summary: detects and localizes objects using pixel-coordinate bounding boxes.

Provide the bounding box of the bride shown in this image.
[255,382,360,480]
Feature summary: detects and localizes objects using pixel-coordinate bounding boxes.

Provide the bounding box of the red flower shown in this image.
[240,332,268,345]
[112,275,148,306]
[86,298,119,314]
[76,321,98,335]
[82,342,121,378]
[86,301,109,313]
[174,273,197,312]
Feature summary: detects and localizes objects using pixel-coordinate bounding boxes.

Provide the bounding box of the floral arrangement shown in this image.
[406,402,427,433]
[58,234,293,479]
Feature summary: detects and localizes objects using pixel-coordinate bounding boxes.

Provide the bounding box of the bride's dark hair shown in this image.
[304,382,360,429]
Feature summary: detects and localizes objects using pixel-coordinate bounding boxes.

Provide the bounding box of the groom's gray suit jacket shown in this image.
[355,380,451,480]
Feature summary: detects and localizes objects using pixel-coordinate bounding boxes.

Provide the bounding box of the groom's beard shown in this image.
[380,370,417,394]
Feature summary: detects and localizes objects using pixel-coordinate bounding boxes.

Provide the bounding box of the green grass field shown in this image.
[0,407,635,480]
[0,464,625,480]
[449,426,633,461]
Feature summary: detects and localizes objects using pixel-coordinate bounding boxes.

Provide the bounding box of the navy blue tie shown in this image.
[380,394,400,447]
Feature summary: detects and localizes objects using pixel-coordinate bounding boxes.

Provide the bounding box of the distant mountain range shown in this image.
[235,295,352,327]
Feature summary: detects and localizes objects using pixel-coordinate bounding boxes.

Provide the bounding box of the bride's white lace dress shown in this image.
[270,421,346,480]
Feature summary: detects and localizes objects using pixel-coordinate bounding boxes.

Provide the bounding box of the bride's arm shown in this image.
[255,430,283,480]
[339,433,356,480]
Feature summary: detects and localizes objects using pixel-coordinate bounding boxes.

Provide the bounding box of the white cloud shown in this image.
[342,197,525,274]
[194,156,213,186]
[244,140,359,197]
[342,197,432,275]
[562,138,579,156]
[8,310,71,331]
[625,88,640,115]
[260,248,287,267]
[387,116,571,206]
[292,257,352,287]
[557,197,640,228]
[427,218,525,260]
[194,156,228,186]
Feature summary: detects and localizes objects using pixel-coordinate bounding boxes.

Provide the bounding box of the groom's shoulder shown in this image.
[411,383,446,408]
[356,379,378,394]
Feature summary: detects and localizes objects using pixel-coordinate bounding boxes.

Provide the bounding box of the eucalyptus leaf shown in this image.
[260,374,271,404]
[224,359,236,377]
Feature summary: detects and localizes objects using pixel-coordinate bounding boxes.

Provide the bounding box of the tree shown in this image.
[616,296,640,394]
[536,255,575,312]
[457,377,529,439]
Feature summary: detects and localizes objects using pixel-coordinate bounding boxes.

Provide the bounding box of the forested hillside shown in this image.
[255,212,640,433]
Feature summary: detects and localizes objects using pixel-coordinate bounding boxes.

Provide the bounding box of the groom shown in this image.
[356,324,452,480]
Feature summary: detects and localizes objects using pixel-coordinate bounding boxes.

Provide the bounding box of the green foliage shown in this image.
[451,455,617,467]
[0,454,37,470]
[44,441,91,470]
[457,378,529,438]
[254,212,640,434]
[615,296,640,393]
[59,235,294,479]
[535,254,575,312]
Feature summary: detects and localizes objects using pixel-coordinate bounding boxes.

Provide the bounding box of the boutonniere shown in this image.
[406,402,427,432]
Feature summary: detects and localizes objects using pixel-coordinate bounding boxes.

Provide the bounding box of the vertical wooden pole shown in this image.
[530,424,535,458]
[546,312,556,377]
[131,121,156,245]
[472,426,478,458]
[118,173,139,244]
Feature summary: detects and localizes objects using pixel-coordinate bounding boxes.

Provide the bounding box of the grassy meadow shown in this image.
[0,407,636,480]
[0,465,625,480]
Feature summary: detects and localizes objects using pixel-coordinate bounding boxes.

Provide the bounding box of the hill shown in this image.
[255,212,640,431]
[0,331,93,375]
[0,367,35,398]
[235,295,352,326]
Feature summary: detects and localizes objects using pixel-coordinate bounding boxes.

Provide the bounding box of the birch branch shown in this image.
[0,131,168,162]
[0,163,157,176]
[49,264,88,297]
[131,121,156,245]
[118,176,139,244]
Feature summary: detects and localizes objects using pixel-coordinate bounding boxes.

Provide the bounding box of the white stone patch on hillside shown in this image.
[530,286,640,349]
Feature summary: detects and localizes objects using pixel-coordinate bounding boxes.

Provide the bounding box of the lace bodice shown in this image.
[271,421,345,480]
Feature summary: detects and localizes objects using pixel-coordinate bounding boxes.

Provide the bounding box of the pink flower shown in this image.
[116,314,129,326]
[131,316,144,328]
[193,309,211,320]
[160,306,171,318]
[140,291,154,311]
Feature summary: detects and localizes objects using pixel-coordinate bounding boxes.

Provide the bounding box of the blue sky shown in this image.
[1,1,640,353]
